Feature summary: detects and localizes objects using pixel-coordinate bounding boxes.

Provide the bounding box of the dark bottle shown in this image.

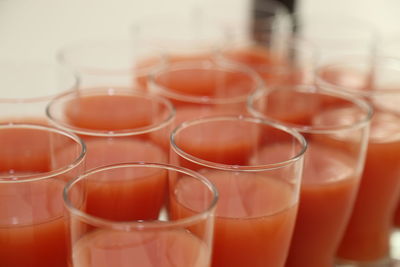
[252,0,296,43]
[276,0,296,13]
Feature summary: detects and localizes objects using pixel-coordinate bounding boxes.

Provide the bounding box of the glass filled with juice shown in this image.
[317,56,400,266]
[148,60,263,125]
[63,162,218,267]
[47,88,175,219]
[248,85,372,267]
[170,116,306,267]
[378,39,400,260]
[0,60,77,124]
[0,124,86,267]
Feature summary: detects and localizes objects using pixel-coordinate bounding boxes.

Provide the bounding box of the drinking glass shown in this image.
[148,60,263,125]
[170,116,306,267]
[0,124,86,267]
[317,56,400,266]
[64,162,218,267]
[46,88,175,170]
[0,60,77,124]
[377,37,400,259]
[248,85,372,267]
[57,39,162,89]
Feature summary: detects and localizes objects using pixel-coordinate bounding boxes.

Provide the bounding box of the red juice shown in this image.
[0,179,67,267]
[0,128,50,173]
[83,138,167,170]
[222,46,305,86]
[81,138,168,221]
[172,120,259,167]
[337,111,400,261]
[0,126,85,267]
[152,66,257,108]
[394,204,400,226]
[135,53,215,90]
[250,91,370,266]
[71,229,210,267]
[60,92,171,222]
[254,89,321,126]
[172,169,297,267]
[65,94,154,131]
[285,142,360,267]
[64,93,172,152]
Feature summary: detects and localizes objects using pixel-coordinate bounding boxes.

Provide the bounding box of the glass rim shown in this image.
[63,162,219,230]
[148,60,264,105]
[46,87,176,137]
[170,115,307,171]
[316,56,400,96]
[57,39,162,76]
[0,60,79,103]
[0,123,86,183]
[247,85,373,134]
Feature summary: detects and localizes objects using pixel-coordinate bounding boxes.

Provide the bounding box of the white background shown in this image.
[0,0,399,62]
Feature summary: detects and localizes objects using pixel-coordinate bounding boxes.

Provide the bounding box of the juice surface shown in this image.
[0,128,51,173]
[65,94,157,131]
[173,120,260,167]
[252,89,320,126]
[153,67,257,108]
[65,93,171,153]
[222,47,304,85]
[135,53,215,90]
[72,229,210,267]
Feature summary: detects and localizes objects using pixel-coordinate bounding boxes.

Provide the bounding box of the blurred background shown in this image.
[0,0,399,62]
